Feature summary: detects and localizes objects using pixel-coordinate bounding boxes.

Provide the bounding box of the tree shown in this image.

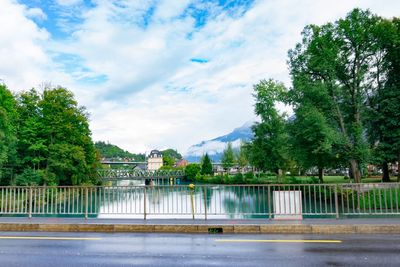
[0,84,17,184]
[288,104,342,182]
[163,155,175,167]
[160,149,182,168]
[16,89,46,172]
[16,86,99,185]
[185,163,201,181]
[40,87,98,185]
[221,142,235,171]
[201,153,213,175]
[367,18,400,182]
[248,79,291,175]
[236,141,249,172]
[161,149,182,160]
[94,141,145,161]
[288,9,386,183]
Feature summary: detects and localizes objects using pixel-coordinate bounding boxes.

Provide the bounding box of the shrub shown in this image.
[244,172,254,181]
[233,173,244,184]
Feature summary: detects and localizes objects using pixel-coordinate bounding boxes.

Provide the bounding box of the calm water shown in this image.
[94,180,337,219]
[96,180,271,219]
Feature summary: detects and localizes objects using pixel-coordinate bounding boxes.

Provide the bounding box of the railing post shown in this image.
[28,187,33,219]
[189,184,195,220]
[268,185,272,220]
[85,187,88,220]
[203,186,207,221]
[334,185,339,219]
[143,186,147,220]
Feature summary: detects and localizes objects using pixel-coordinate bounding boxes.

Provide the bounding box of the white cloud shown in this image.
[56,0,83,6]
[25,7,47,21]
[186,139,243,157]
[1,0,400,156]
[0,0,51,91]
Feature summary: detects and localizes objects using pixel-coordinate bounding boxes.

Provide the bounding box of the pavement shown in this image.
[0,217,400,234]
[1,232,400,266]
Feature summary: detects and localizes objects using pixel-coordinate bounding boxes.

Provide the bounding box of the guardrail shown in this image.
[0,183,399,219]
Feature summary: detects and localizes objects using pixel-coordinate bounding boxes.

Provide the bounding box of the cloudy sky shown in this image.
[1,0,399,154]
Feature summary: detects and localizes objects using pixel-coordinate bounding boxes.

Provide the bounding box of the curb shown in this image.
[0,223,400,234]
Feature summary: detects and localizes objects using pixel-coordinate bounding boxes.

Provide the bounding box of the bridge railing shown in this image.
[0,183,399,219]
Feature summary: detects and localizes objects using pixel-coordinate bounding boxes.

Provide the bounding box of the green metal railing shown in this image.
[0,183,399,219]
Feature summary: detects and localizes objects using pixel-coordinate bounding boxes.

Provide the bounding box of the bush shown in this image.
[244,172,254,181]
[286,176,301,184]
[233,173,244,184]
[185,163,201,181]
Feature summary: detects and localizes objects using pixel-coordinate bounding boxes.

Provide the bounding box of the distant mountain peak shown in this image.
[185,121,254,162]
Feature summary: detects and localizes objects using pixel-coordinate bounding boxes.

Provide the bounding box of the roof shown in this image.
[149,150,162,158]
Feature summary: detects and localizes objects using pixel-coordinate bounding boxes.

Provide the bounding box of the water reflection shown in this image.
[97,181,269,219]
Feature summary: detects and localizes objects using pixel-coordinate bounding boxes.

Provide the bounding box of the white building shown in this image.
[147,150,163,170]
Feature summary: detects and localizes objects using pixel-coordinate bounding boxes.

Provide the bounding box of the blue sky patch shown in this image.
[190,58,209,63]
[18,0,90,39]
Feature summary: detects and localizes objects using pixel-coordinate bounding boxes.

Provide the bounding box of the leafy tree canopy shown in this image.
[95,141,145,161]
[161,149,182,160]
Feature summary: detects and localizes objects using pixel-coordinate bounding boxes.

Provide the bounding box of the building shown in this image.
[147,150,163,170]
[174,159,188,168]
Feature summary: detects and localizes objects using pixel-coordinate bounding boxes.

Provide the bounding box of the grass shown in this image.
[195,173,399,185]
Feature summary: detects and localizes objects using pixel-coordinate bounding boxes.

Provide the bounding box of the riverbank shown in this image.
[192,173,399,185]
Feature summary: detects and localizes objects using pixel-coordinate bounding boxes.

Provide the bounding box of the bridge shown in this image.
[97,169,185,181]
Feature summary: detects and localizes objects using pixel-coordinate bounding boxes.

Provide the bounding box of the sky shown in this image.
[1,0,399,155]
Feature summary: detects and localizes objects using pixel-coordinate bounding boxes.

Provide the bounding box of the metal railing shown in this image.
[0,183,399,219]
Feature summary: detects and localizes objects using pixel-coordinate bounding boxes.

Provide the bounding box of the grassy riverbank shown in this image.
[193,173,398,185]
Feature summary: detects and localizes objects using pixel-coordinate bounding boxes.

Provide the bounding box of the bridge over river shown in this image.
[97,169,185,181]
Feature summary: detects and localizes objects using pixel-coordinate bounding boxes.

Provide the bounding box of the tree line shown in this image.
[0,85,99,186]
[246,9,399,183]
[95,141,145,161]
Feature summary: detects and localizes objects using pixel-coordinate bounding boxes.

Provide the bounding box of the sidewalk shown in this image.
[0,217,400,234]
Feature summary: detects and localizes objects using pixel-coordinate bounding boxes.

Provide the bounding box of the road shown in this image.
[0,232,398,266]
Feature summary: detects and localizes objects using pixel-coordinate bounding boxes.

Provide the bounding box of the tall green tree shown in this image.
[288,103,342,182]
[248,79,290,175]
[236,141,249,172]
[288,9,385,182]
[16,87,99,185]
[16,89,45,171]
[41,87,98,185]
[367,18,400,182]
[0,84,18,184]
[201,153,213,175]
[221,142,235,170]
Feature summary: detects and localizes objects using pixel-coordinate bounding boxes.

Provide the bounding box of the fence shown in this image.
[0,183,399,219]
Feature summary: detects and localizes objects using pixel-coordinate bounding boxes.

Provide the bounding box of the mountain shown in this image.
[185,121,254,162]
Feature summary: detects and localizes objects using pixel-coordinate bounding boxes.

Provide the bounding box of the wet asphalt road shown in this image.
[0,232,399,266]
